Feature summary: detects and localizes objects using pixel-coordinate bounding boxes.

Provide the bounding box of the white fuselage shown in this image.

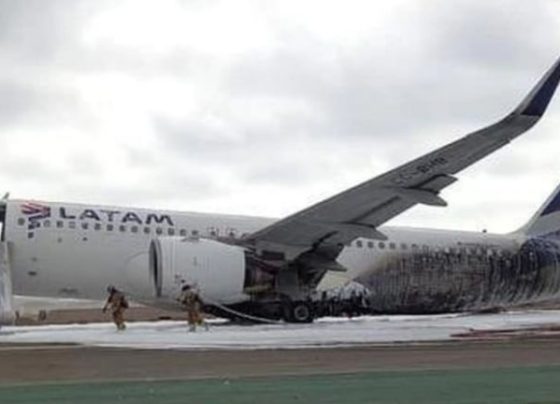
[3,199,519,306]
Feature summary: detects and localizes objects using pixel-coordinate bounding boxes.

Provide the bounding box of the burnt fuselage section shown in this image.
[354,237,560,313]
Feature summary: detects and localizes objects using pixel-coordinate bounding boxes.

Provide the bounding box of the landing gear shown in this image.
[283,301,314,323]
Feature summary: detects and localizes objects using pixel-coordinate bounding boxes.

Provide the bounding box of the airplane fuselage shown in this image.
[4,199,560,313]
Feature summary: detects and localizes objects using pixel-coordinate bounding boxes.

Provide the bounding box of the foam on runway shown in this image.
[1,310,560,350]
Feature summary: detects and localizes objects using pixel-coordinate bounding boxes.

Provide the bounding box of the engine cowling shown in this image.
[149,237,249,305]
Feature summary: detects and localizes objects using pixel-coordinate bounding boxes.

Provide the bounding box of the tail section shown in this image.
[513,55,560,118]
[519,183,560,238]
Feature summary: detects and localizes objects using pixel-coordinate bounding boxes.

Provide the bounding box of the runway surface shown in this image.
[2,310,560,349]
[1,341,560,403]
[2,311,560,403]
[2,340,560,383]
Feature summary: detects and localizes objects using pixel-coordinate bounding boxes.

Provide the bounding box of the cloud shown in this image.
[426,0,558,68]
[0,0,559,232]
[0,0,94,62]
[0,82,37,127]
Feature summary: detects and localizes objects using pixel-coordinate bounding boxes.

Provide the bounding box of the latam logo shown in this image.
[21,202,52,230]
[21,202,51,220]
[21,202,174,226]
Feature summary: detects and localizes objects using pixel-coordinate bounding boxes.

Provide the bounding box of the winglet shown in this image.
[513,55,560,117]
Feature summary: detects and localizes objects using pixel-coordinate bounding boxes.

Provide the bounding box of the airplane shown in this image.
[0,55,559,323]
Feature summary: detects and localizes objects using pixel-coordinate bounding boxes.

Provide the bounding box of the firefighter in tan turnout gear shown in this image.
[103,285,129,331]
[178,284,208,332]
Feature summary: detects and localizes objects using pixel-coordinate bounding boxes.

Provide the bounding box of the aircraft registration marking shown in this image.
[393,157,448,185]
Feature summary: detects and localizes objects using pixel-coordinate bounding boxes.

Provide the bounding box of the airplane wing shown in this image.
[246,56,560,257]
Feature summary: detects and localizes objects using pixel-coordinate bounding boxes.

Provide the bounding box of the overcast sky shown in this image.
[1,0,560,233]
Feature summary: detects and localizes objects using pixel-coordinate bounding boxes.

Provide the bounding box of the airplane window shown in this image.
[180,229,187,236]
[94,223,101,231]
[401,243,408,250]
[168,228,175,236]
[144,227,150,234]
[191,230,199,236]
[33,222,41,228]
[27,232,34,239]
[411,244,418,250]
[57,221,64,228]
[44,220,51,228]
[69,221,76,229]
[356,240,363,248]
[119,225,126,232]
[367,241,374,249]
[131,226,138,233]
[156,227,163,235]
[378,242,385,249]
[81,222,88,230]
[389,242,396,250]
[17,218,25,226]
[107,224,114,231]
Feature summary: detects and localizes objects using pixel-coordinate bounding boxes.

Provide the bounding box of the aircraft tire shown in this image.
[285,301,314,323]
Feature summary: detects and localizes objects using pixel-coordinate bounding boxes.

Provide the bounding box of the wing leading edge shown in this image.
[246,56,560,258]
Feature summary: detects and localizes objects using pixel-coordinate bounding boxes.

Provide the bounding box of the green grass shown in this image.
[1,366,560,404]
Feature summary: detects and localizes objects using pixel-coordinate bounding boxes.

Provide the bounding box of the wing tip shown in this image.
[514,55,560,118]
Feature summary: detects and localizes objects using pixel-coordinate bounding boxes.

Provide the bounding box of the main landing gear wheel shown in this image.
[284,301,314,323]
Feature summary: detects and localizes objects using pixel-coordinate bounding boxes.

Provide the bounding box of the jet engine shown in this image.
[149,237,250,305]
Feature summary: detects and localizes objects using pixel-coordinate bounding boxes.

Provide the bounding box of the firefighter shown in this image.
[102,285,129,331]
[178,284,208,332]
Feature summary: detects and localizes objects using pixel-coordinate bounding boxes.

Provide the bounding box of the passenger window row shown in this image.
[354,240,407,250]
[18,217,245,241]
[353,239,503,256]
[17,217,205,238]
